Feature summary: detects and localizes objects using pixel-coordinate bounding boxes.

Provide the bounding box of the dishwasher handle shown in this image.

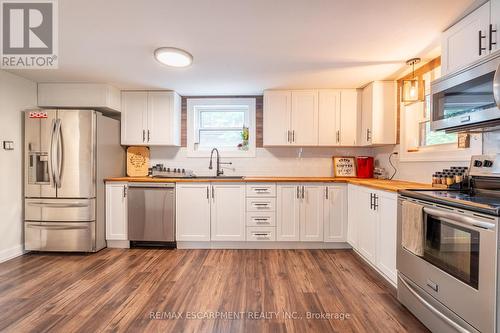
[127,183,175,188]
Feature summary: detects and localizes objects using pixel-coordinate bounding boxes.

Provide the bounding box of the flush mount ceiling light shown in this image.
[154,47,193,67]
[402,57,423,103]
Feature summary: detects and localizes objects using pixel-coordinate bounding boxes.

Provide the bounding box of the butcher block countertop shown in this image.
[105,176,432,192]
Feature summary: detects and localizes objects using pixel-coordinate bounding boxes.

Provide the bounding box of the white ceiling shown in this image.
[10,0,474,95]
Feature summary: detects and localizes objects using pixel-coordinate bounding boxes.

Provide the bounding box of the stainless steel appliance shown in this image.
[431,51,500,132]
[127,183,175,246]
[398,154,500,333]
[24,109,124,252]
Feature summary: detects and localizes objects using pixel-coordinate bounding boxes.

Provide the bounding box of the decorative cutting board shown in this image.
[333,156,357,177]
[127,146,150,177]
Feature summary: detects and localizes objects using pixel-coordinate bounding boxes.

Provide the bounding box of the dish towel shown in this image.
[401,200,424,256]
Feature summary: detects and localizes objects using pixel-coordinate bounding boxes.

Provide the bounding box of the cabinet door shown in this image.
[176,183,211,241]
[263,91,291,146]
[121,91,147,145]
[347,185,360,248]
[371,81,396,145]
[324,185,347,242]
[492,0,499,54]
[318,90,341,145]
[147,92,180,146]
[441,2,490,75]
[339,89,360,146]
[291,90,318,145]
[210,183,246,241]
[105,183,128,240]
[356,187,377,264]
[277,184,300,241]
[300,184,324,241]
[360,83,373,146]
[376,191,398,284]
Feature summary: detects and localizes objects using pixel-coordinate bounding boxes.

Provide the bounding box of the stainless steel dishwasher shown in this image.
[127,183,175,247]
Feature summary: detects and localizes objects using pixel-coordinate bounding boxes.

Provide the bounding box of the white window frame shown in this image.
[187,98,256,157]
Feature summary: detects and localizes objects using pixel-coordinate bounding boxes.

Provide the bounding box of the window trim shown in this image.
[187,98,256,158]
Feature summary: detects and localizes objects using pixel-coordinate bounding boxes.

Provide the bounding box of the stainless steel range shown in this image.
[398,154,500,333]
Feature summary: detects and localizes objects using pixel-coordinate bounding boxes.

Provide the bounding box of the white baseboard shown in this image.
[177,241,351,250]
[106,240,130,249]
[0,245,24,263]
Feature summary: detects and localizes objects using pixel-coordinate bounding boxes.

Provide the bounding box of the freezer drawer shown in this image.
[25,221,96,252]
[25,198,95,221]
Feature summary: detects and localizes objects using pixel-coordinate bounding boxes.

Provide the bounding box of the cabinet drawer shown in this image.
[246,212,276,227]
[246,227,276,241]
[246,183,276,197]
[246,198,275,212]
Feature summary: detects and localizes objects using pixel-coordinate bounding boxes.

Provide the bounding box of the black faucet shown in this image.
[208,148,232,176]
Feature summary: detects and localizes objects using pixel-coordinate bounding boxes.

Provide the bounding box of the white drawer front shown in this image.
[246,227,276,241]
[246,212,276,227]
[246,198,276,212]
[246,183,276,197]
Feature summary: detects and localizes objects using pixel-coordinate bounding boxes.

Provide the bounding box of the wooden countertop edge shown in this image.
[104,177,432,192]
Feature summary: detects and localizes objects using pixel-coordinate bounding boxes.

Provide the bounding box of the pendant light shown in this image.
[402,58,422,103]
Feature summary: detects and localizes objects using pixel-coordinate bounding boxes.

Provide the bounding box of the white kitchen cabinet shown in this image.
[323,184,347,242]
[318,90,341,145]
[105,183,128,241]
[491,0,499,54]
[376,191,398,283]
[211,184,246,241]
[300,184,324,241]
[277,184,301,241]
[347,185,360,248]
[339,89,360,146]
[441,2,491,75]
[347,184,398,285]
[176,183,211,241]
[360,81,396,146]
[356,186,378,263]
[263,90,291,146]
[291,90,318,146]
[121,91,181,146]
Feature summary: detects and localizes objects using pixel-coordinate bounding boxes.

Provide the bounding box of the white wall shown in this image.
[0,70,37,262]
[150,147,373,177]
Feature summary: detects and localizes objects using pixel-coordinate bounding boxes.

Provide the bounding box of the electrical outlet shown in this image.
[3,141,14,151]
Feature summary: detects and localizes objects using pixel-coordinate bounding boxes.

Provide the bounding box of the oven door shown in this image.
[431,52,500,132]
[397,198,497,333]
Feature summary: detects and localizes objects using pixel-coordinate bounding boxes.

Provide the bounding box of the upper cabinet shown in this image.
[264,89,360,147]
[441,1,497,76]
[360,81,396,146]
[38,83,121,114]
[121,91,181,146]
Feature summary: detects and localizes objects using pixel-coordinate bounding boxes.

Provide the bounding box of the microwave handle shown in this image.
[494,62,500,107]
[423,207,495,230]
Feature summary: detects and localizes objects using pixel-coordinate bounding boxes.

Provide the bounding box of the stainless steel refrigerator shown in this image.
[24,109,124,252]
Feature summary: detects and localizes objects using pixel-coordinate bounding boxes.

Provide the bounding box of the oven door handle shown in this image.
[399,275,470,333]
[423,207,495,230]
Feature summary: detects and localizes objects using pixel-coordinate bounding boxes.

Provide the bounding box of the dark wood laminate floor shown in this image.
[0,249,428,333]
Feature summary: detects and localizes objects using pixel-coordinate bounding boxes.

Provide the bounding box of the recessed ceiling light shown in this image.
[154,47,193,68]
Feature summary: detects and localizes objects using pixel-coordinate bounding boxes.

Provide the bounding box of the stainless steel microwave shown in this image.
[431,52,500,132]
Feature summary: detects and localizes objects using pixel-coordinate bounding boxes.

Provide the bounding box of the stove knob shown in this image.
[483,160,494,168]
[174,168,178,173]
[473,160,483,167]
[167,168,170,172]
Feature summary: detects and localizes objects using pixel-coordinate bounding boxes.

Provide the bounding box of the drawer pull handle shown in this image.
[254,188,269,191]
[254,218,269,221]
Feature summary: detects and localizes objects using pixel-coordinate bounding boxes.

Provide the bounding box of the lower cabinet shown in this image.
[211,184,246,241]
[105,183,128,241]
[323,184,347,242]
[347,184,398,284]
[277,183,345,242]
[176,182,246,241]
[176,183,211,241]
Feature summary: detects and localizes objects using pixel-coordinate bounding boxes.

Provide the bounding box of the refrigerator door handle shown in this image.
[49,119,57,187]
[54,119,63,188]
